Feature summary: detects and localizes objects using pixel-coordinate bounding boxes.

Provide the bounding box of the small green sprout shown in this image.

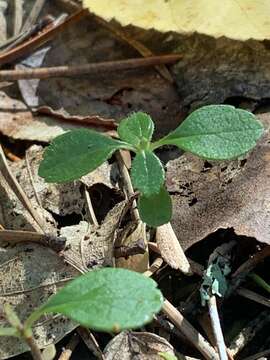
[38,105,263,227]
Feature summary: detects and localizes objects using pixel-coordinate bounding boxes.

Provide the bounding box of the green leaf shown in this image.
[118,112,154,148]
[155,105,264,160]
[138,186,172,227]
[158,352,178,360]
[131,150,164,195]
[38,129,129,183]
[30,268,163,332]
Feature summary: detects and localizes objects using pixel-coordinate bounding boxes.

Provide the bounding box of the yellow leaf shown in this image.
[83,0,270,41]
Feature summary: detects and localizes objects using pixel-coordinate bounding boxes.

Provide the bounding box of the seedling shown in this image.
[38,105,263,226]
[0,268,163,359]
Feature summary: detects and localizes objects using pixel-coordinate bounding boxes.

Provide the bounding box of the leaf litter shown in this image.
[1,0,270,359]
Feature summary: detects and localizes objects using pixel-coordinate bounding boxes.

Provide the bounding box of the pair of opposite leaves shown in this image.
[39,105,263,227]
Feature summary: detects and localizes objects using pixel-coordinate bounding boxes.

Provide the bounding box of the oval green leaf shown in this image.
[33,268,163,332]
[38,129,128,183]
[131,150,164,196]
[156,105,264,160]
[138,186,172,227]
[118,112,154,148]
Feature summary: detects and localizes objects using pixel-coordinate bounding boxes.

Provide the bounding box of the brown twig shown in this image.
[162,300,219,360]
[144,257,163,278]
[77,327,105,360]
[236,287,270,308]
[58,332,80,360]
[21,0,46,32]
[55,0,174,82]
[0,9,87,65]
[13,0,23,36]
[0,144,45,232]
[0,54,182,80]
[242,349,270,360]
[229,246,270,295]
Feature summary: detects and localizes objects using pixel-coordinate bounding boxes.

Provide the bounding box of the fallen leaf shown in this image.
[116,221,149,273]
[84,0,270,41]
[9,145,116,218]
[166,114,270,250]
[104,331,176,360]
[0,92,117,142]
[0,242,78,359]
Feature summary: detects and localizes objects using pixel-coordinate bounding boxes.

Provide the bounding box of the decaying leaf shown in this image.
[0,92,117,142]
[166,114,270,250]
[84,0,270,41]
[0,169,56,233]
[0,190,127,358]
[81,200,127,269]
[104,331,176,360]
[116,221,149,273]
[9,145,116,217]
[0,243,78,359]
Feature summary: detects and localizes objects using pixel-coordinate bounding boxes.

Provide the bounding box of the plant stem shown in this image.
[208,296,228,360]
[249,273,270,294]
[4,305,43,360]
[24,334,43,360]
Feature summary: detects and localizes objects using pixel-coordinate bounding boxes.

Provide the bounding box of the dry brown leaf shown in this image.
[9,145,116,218]
[156,223,192,274]
[166,114,270,250]
[0,242,78,359]
[0,92,117,142]
[116,221,148,273]
[104,331,176,360]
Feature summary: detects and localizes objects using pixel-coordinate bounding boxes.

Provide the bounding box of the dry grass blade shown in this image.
[58,333,80,360]
[22,0,47,31]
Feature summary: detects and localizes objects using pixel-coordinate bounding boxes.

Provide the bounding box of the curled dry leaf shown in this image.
[166,114,270,250]
[116,221,148,273]
[104,331,176,360]
[0,92,117,143]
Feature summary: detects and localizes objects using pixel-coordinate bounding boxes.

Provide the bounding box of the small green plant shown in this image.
[0,268,163,359]
[38,105,263,227]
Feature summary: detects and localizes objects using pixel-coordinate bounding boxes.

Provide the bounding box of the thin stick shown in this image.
[13,0,23,36]
[115,151,140,221]
[0,9,87,66]
[237,287,270,308]
[144,257,163,277]
[242,349,270,360]
[0,145,45,233]
[208,296,228,360]
[84,186,98,227]
[22,0,46,32]
[0,54,182,81]
[230,246,270,295]
[162,300,219,360]
[58,332,80,360]
[77,327,105,360]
